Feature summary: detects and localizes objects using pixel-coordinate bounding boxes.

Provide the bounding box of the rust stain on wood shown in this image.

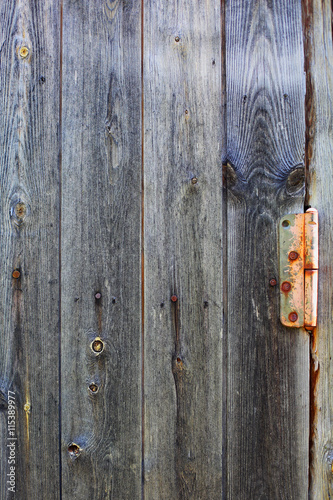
[309,327,320,490]
[302,0,315,208]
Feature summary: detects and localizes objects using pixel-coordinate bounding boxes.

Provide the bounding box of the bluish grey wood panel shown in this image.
[143,0,223,498]
[61,1,142,498]
[0,1,60,498]
[225,0,309,497]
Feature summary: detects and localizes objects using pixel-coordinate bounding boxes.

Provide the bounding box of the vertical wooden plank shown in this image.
[304,1,333,497]
[225,1,309,498]
[143,1,223,498]
[0,1,60,498]
[61,1,142,498]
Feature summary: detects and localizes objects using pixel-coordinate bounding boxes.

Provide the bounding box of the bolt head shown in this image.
[95,292,101,300]
[171,295,178,302]
[281,281,291,292]
[12,270,20,279]
[289,251,299,261]
[289,312,298,322]
[269,278,277,287]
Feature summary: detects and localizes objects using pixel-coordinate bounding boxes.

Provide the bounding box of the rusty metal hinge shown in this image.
[279,208,318,330]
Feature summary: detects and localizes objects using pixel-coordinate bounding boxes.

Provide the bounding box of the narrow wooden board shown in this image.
[0,1,60,498]
[225,1,309,497]
[304,1,333,497]
[143,1,223,498]
[61,1,142,498]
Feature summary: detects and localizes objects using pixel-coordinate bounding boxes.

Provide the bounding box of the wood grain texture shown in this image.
[143,1,223,498]
[60,1,142,498]
[225,1,309,498]
[0,0,60,498]
[304,1,333,498]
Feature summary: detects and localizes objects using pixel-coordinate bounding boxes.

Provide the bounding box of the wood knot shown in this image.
[24,402,31,414]
[91,337,104,354]
[222,162,237,188]
[68,443,81,459]
[15,202,26,219]
[19,46,29,59]
[172,355,185,373]
[285,166,305,195]
[10,200,29,227]
[88,383,99,393]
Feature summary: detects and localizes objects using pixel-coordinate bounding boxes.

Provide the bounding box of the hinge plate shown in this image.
[279,208,318,329]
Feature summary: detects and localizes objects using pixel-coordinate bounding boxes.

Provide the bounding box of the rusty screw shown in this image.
[289,251,299,261]
[171,295,178,302]
[289,312,298,322]
[281,281,291,292]
[175,36,180,42]
[12,270,20,279]
[95,292,101,300]
[269,278,277,287]
[191,177,198,184]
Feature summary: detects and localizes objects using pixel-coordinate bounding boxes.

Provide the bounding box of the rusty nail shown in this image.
[95,292,101,300]
[92,338,104,353]
[269,278,277,287]
[289,312,298,322]
[289,251,299,261]
[175,36,180,42]
[185,109,188,114]
[191,177,198,184]
[171,295,178,302]
[12,270,20,279]
[281,281,291,292]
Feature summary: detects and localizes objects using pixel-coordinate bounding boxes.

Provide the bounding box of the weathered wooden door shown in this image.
[0,0,332,498]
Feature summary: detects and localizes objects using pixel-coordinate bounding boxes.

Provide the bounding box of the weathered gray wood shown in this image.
[60,1,142,498]
[304,1,333,498]
[225,1,309,498]
[143,1,223,498]
[0,1,60,498]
